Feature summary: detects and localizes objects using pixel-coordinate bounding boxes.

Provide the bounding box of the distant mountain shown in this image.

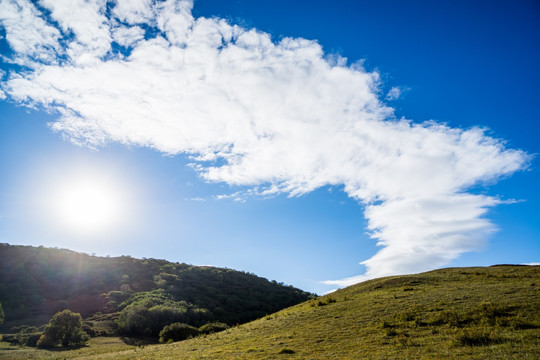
[0,243,313,335]
[104,265,540,359]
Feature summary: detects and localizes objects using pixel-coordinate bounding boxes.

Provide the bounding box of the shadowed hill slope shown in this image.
[91,265,539,359]
[0,243,313,332]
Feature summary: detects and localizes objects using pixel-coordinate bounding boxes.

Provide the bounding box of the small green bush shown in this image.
[198,322,229,334]
[159,322,199,343]
[11,332,42,346]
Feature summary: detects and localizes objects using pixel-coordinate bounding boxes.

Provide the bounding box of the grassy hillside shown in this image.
[0,243,313,334]
[28,264,534,360]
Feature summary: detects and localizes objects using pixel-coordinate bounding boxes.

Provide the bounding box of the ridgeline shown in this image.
[0,243,313,335]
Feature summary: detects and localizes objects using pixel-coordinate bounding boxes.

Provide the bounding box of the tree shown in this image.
[37,310,89,348]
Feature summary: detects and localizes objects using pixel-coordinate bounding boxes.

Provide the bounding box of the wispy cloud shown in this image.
[0,0,530,285]
[385,86,401,100]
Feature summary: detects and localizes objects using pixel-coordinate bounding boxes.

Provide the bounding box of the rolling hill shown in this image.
[0,243,313,334]
[0,244,538,359]
[79,265,539,359]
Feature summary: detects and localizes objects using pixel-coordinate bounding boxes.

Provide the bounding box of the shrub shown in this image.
[11,327,43,347]
[5,328,54,347]
[21,332,42,346]
[159,322,199,343]
[36,333,56,348]
[198,322,229,334]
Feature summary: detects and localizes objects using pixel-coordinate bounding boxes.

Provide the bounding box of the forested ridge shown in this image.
[0,243,313,337]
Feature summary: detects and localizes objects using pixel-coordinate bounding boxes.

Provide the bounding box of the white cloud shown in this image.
[156,0,194,46]
[112,0,154,25]
[38,0,112,64]
[0,0,61,65]
[386,86,401,100]
[0,0,530,286]
[325,194,500,286]
[112,25,145,47]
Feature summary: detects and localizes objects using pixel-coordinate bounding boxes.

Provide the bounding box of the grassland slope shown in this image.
[86,265,539,359]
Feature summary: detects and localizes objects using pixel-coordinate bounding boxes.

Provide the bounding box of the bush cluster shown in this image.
[116,290,209,337]
[2,326,43,347]
[159,323,199,343]
[198,321,229,334]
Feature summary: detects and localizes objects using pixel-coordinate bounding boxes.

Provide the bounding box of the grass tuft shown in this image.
[455,329,504,346]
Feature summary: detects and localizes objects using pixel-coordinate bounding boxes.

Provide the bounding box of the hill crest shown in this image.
[0,243,313,333]
[101,264,540,359]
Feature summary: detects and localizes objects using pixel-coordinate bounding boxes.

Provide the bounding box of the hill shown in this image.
[0,243,313,335]
[76,265,538,359]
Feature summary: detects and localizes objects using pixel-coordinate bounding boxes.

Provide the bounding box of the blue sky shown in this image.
[0,0,539,294]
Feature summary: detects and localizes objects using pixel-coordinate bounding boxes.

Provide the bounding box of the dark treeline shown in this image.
[0,243,313,338]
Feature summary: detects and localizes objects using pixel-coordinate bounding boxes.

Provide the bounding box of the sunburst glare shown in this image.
[43,167,130,238]
[55,179,121,234]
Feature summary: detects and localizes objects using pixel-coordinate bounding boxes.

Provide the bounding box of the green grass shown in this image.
[0,337,136,359]
[2,265,538,359]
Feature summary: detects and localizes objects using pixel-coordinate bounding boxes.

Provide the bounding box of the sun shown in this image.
[48,170,127,236]
[56,180,120,233]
